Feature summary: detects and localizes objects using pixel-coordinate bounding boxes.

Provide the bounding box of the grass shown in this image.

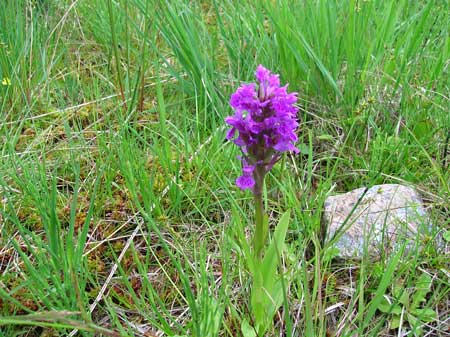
[0,0,449,336]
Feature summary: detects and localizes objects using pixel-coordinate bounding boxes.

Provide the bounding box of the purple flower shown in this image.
[226,65,299,191]
[236,164,256,190]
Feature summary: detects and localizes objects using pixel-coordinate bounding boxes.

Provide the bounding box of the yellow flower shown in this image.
[2,77,11,86]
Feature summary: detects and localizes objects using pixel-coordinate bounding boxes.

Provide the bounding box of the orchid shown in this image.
[225,66,300,335]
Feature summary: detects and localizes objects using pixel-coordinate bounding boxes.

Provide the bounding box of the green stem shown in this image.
[253,166,266,260]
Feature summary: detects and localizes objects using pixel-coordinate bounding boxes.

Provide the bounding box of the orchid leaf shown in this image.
[241,319,257,337]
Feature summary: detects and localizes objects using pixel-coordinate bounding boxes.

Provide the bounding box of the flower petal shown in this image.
[236,174,255,190]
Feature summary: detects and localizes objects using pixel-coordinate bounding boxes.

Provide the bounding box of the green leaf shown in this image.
[241,319,257,337]
[250,210,291,336]
[317,134,334,141]
[297,143,309,154]
[363,246,405,327]
[443,230,450,242]
[412,327,424,337]
[323,247,340,263]
[412,308,436,323]
[252,279,286,337]
[261,210,291,291]
[377,296,392,313]
[416,274,433,292]
[407,313,424,337]
[264,279,285,319]
[412,119,433,140]
[378,296,402,315]
[392,285,409,306]
[406,312,418,327]
[398,291,410,306]
[250,268,265,326]
[390,315,401,329]
[411,273,432,309]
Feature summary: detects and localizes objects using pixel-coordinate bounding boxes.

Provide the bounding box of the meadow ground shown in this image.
[0,0,449,336]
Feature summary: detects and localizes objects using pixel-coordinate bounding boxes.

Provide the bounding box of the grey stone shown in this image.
[323,184,433,259]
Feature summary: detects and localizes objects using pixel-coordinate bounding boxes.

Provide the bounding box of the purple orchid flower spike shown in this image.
[226,65,299,192]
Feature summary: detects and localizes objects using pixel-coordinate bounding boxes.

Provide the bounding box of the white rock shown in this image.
[323,184,433,259]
